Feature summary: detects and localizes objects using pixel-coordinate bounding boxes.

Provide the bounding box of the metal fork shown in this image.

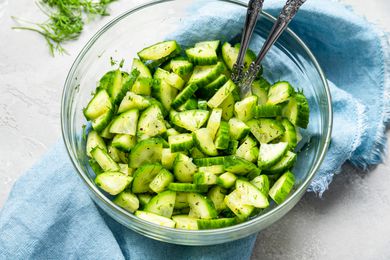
[236,0,307,98]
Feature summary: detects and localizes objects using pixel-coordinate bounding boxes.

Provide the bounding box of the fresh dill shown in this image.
[12,0,116,55]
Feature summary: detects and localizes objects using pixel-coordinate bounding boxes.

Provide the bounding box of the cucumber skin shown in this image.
[168,183,208,193]
[197,218,236,229]
[269,171,295,204]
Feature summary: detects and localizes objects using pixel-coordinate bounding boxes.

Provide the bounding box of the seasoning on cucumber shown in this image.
[83,39,310,230]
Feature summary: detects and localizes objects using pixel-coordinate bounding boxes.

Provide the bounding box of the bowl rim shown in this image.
[61,0,332,237]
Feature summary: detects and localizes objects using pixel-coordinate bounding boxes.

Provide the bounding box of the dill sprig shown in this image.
[12,0,115,55]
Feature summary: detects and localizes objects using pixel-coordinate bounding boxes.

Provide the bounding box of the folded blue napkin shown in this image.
[1,0,389,259]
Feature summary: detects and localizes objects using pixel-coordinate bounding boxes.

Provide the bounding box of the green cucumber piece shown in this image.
[152,78,178,111]
[91,147,120,172]
[113,191,139,213]
[131,77,153,96]
[149,168,174,193]
[172,215,199,230]
[109,109,139,135]
[223,155,258,175]
[254,104,282,118]
[138,40,181,68]
[282,92,310,129]
[187,193,218,219]
[264,151,297,174]
[100,121,115,139]
[208,186,227,212]
[193,128,218,156]
[84,89,113,120]
[177,98,198,111]
[161,148,177,170]
[197,74,228,99]
[132,58,152,78]
[118,91,151,113]
[258,142,289,169]
[109,69,139,105]
[220,93,235,120]
[118,163,133,176]
[168,183,208,193]
[138,194,153,208]
[235,179,269,208]
[173,153,198,183]
[97,70,115,90]
[267,81,294,105]
[217,172,237,189]
[207,79,237,108]
[197,100,208,110]
[171,83,198,109]
[224,190,254,220]
[131,163,162,193]
[250,175,270,196]
[190,147,206,158]
[198,165,225,175]
[168,133,194,152]
[95,171,132,195]
[188,62,224,87]
[174,192,188,209]
[193,156,225,166]
[137,105,167,140]
[170,110,210,132]
[193,171,217,185]
[169,58,194,78]
[186,45,218,65]
[89,159,103,175]
[195,40,220,51]
[107,143,127,163]
[247,118,285,143]
[226,140,239,155]
[154,68,185,90]
[228,118,250,140]
[135,210,176,228]
[86,130,106,157]
[197,218,236,229]
[279,118,298,149]
[269,171,295,204]
[144,190,176,218]
[129,138,163,168]
[214,121,230,150]
[234,95,257,122]
[206,108,223,139]
[236,136,257,157]
[251,78,271,105]
[111,134,136,152]
[221,42,256,71]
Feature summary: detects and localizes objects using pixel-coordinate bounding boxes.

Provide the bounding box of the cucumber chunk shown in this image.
[206,108,223,139]
[118,91,151,113]
[193,128,218,156]
[138,40,181,68]
[228,118,250,140]
[168,183,208,193]
[224,190,254,220]
[235,179,269,208]
[91,147,120,172]
[173,153,198,182]
[197,218,236,229]
[197,74,228,99]
[149,168,174,193]
[250,175,270,196]
[171,83,198,109]
[107,144,127,163]
[254,104,282,118]
[174,192,189,209]
[144,190,176,218]
[214,121,230,150]
[170,110,210,132]
[131,77,153,96]
[188,62,224,87]
[198,165,225,175]
[217,172,237,189]
[193,156,225,166]
[282,92,310,129]
[247,118,285,143]
[154,68,185,90]
[95,171,132,195]
[169,58,194,79]
[258,142,289,169]
[152,78,178,111]
[168,133,194,152]
[223,155,258,175]
[220,93,236,120]
[129,138,163,168]
[109,69,139,105]
[187,193,218,219]
[86,130,107,157]
[113,191,139,213]
[267,81,294,105]
[83,89,113,120]
[279,118,298,149]
[177,98,198,111]
[269,171,295,204]
[135,210,176,228]
[138,194,153,208]
[251,78,271,105]
[132,58,152,78]
[193,171,218,185]
[207,79,237,108]
[195,40,220,51]
[172,215,199,230]
[111,134,136,152]
[186,45,218,65]
[264,151,297,174]
[161,148,177,170]
[208,186,227,212]
[234,95,257,122]
[132,163,162,193]
[221,42,256,71]
[137,105,167,140]
[109,109,139,135]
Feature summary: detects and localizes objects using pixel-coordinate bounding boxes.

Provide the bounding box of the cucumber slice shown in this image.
[154,68,185,90]
[254,104,282,118]
[135,210,176,228]
[109,70,139,105]
[132,58,152,78]
[267,81,294,105]
[89,159,103,175]
[220,93,235,120]
[193,171,218,185]
[234,95,257,122]
[197,100,208,110]
[138,40,181,68]
[138,194,153,208]
[250,175,270,196]
[91,108,115,132]
[171,83,198,109]
[197,218,236,229]
[91,147,120,172]
[83,89,112,120]
[223,155,258,175]
[226,140,239,155]
[208,186,227,212]
[282,92,310,129]
[152,78,178,111]
[109,109,139,135]
[269,171,295,204]
[279,118,298,149]
[177,98,198,111]
[197,74,228,99]
[258,142,289,169]
[195,40,220,51]
[168,183,208,193]
[174,192,189,209]
[264,151,297,174]
[207,79,237,108]
[95,171,132,195]
[247,118,285,143]
[118,91,151,113]
[144,190,176,218]
[129,138,163,168]
[221,42,256,71]
[214,121,230,150]
[187,193,218,219]
[235,179,269,208]
[131,163,162,193]
[193,156,225,166]
[113,191,139,213]
[244,146,259,163]
[131,77,153,96]
[186,45,218,65]
[170,110,210,132]
[228,118,250,140]
[251,78,271,105]
[137,105,167,140]
[149,168,174,193]
[173,153,197,182]
[193,128,218,156]
[217,172,237,189]
[161,148,177,170]
[198,165,225,175]
[206,108,223,139]
[98,70,115,90]
[172,215,199,230]
[169,58,194,78]
[111,134,136,153]
[86,130,106,157]
[107,143,127,163]
[188,62,224,87]
[168,133,194,152]
[190,147,206,158]
[224,190,254,220]
[100,121,115,139]
[166,128,181,137]
[118,163,133,176]
[236,136,257,158]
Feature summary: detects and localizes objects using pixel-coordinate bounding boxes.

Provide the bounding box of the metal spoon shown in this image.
[231,0,265,84]
[238,0,306,98]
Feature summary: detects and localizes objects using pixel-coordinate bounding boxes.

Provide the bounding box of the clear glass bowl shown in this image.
[61,0,332,245]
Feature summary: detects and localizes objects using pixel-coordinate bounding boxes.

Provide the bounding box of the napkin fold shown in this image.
[1,0,389,259]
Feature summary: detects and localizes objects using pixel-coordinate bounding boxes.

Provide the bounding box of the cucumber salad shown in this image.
[84,40,309,230]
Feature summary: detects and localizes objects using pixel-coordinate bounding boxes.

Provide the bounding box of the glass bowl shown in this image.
[61,0,332,245]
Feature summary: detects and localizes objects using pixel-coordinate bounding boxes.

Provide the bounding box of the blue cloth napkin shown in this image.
[1,0,389,259]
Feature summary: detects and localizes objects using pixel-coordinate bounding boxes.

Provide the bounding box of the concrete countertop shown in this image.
[0,0,389,259]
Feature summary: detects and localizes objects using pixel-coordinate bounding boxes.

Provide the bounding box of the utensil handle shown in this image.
[232,0,264,83]
[255,0,306,65]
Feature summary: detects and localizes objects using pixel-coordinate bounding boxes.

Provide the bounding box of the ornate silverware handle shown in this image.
[255,0,306,65]
[231,0,264,83]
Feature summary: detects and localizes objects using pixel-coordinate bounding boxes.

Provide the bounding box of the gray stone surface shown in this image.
[0,0,389,259]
